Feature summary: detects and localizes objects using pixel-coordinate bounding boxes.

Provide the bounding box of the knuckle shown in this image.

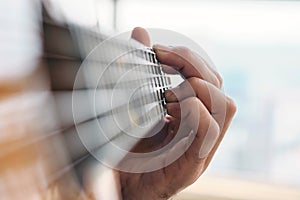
[211,75,221,88]
[217,75,223,87]
[202,119,220,146]
[174,46,193,60]
[211,119,220,137]
[183,97,201,116]
[188,76,201,86]
[189,96,201,106]
[226,96,237,116]
[210,69,223,88]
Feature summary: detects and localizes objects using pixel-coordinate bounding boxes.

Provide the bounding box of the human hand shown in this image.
[119,27,236,200]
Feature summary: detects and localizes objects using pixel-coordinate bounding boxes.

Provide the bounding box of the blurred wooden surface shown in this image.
[174,175,300,200]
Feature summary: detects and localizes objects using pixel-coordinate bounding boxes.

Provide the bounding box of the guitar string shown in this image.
[49,65,170,186]
[0,83,171,156]
[51,74,173,91]
[73,85,171,128]
[1,97,167,187]
[45,103,166,187]
[2,55,171,157]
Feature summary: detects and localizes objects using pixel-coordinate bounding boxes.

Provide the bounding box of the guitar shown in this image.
[0,2,173,199]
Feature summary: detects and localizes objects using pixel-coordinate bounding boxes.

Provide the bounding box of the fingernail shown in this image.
[153,44,172,52]
[164,90,176,102]
[166,102,175,110]
[166,102,180,117]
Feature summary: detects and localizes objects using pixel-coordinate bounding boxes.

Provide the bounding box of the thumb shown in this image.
[131,27,151,47]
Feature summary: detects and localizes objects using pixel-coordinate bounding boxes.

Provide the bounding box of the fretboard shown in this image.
[42,7,172,183]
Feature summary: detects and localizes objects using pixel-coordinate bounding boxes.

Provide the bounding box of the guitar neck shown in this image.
[42,5,172,184]
[0,3,173,198]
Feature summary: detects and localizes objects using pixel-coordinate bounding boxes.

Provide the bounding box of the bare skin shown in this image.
[118,27,237,200]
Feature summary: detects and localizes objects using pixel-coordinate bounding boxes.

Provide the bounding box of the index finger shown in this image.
[153,44,221,88]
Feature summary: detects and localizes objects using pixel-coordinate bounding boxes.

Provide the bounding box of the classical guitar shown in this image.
[0,2,173,199]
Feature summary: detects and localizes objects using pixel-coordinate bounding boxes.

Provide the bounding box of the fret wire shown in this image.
[150,52,160,115]
[162,66,170,91]
[156,59,168,115]
[151,55,163,115]
[152,53,165,114]
[133,47,155,58]
[147,51,161,116]
[151,51,162,117]
[153,50,169,115]
[144,52,158,119]
[109,48,167,117]
[151,52,164,115]
[161,67,168,115]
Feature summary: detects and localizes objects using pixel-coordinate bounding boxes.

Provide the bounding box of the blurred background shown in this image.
[1,0,300,199]
[54,0,300,199]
